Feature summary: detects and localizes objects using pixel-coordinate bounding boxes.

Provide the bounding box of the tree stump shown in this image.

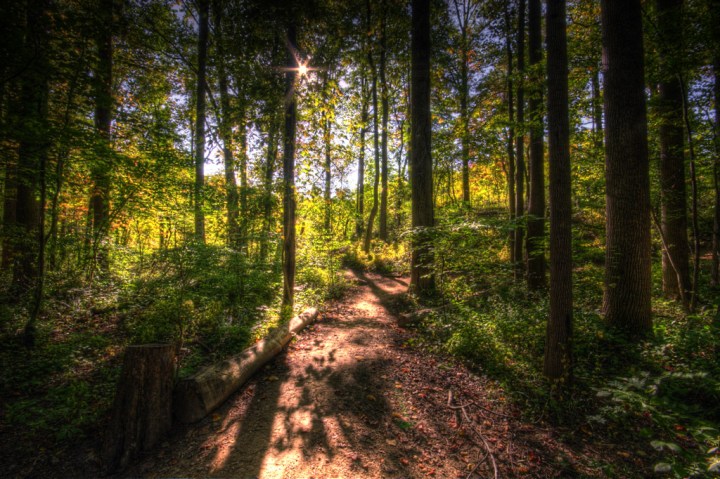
[102,344,175,472]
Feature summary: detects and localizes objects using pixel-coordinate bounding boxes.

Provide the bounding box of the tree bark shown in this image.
[410,0,435,295]
[656,0,690,305]
[323,75,333,232]
[193,0,209,244]
[90,0,113,274]
[526,0,545,290]
[513,0,526,281]
[174,308,317,423]
[601,0,652,337]
[544,0,573,383]
[212,0,240,248]
[711,0,720,287]
[102,344,174,473]
[504,4,516,261]
[13,0,50,296]
[356,75,368,239]
[282,21,298,310]
[363,0,380,253]
[379,0,389,242]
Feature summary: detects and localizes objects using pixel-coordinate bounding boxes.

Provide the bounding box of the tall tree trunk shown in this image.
[2,155,17,270]
[504,4,516,261]
[526,0,545,290]
[282,21,298,310]
[193,0,209,244]
[90,0,113,274]
[323,75,332,232]
[356,75,368,239]
[601,0,652,337]
[656,0,690,305]
[544,0,573,383]
[410,0,435,295]
[379,0,389,242]
[513,0,526,281]
[212,1,239,248]
[710,0,720,287]
[363,0,379,253]
[591,68,603,151]
[13,0,50,295]
[261,108,279,262]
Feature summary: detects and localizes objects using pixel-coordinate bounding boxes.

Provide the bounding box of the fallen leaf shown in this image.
[267,375,279,381]
[386,439,397,446]
[366,394,376,401]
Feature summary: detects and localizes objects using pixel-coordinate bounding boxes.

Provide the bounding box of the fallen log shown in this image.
[173,307,318,423]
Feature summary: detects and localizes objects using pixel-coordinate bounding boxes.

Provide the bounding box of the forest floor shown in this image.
[115,270,635,479]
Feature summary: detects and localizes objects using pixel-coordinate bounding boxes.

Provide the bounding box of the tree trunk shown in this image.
[504,4,516,261]
[212,1,240,248]
[363,0,380,254]
[261,108,279,262]
[513,0,526,281]
[544,0,573,383]
[356,75,368,239]
[379,0,389,242]
[102,344,174,473]
[656,0,690,305]
[526,0,545,290]
[282,21,298,310]
[711,0,720,287]
[13,0,50,297]
[90,0,113,274]
[410,0,435,295]
[601,0,652,337]
[193,0,209,244]
[591,68,603,151]
[323,102,332,232]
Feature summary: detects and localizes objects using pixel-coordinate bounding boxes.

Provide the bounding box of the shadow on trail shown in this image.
[352,270,409,320]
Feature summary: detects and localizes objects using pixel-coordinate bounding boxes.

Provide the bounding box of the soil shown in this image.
[115,271,620,479]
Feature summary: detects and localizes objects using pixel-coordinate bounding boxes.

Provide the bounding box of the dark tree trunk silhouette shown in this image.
[282,21,298,310]
[513,0,526,281]
[193,0,209,243]
[410,0,435,295]
[591,68,603,150]
[323,74,332,232]
[544,0,573,383]
[90,0,113,273]
[526,0,545,290]
[711,0,720,287]
[656,0,690,305]
[601,0,652,337]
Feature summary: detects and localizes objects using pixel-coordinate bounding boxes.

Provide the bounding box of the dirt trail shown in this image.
[124,271,606,478]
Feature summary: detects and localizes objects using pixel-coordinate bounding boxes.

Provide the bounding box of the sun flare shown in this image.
[297,63,308,77]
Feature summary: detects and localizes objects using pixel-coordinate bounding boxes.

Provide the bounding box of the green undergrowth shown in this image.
[405,213,720,478]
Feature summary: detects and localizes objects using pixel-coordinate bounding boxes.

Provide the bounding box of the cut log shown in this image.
[102,344,175,473]
[174,307,318,423]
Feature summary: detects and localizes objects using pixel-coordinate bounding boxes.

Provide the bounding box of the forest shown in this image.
[1,0,719,477]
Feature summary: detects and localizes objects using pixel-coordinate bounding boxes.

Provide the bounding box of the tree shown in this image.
[655,0,690,305]
[379,0,389,242]
[525,0,545,290]
[410,0,434,295]
[513,0,526,281]
[193,0,209,244]
[544,0,572,383]
[363,0,380,253]
[601,0,652,337]
[89,0,114,273]
[282,20,298,310]
[212,0,240,248]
